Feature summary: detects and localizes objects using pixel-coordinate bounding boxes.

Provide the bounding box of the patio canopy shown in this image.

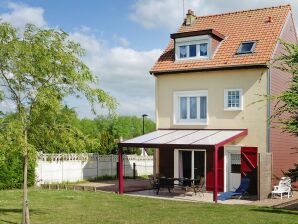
[118,129,248,149]
[117,129,248,202]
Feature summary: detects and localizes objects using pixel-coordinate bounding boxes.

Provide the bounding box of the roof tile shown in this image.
[151,5,292,74]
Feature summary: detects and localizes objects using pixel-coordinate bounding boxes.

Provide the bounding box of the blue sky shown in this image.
[6,0,170,51]
[0,0,297,120]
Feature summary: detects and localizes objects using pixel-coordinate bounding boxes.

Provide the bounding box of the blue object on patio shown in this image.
[218,177,250,201]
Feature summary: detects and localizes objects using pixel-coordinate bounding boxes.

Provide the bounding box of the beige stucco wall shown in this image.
[155,68,268,154]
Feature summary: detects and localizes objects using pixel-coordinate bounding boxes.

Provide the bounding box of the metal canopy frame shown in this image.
[117,129,248,202]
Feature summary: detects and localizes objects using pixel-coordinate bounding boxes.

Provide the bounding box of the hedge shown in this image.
[0,149,35,190]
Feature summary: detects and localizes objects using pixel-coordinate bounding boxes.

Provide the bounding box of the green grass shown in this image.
[0,189,297,224]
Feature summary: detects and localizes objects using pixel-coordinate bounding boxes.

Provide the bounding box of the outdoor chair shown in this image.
[150,177,174,195]
[271,177,293,199]
[149,176,159,194]
[193,177,205,196]
[218,177,250,201]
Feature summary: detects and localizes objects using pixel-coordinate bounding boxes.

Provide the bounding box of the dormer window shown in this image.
[237,41,256,54]
[175,35,210,60]
[178,43,208,59]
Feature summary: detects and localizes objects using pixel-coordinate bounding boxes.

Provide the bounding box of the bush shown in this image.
[0,120,36,190]
[0,150,35,190]
[283,163,298,182]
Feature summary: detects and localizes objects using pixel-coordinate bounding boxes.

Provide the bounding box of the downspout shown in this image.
[266,68,271,153]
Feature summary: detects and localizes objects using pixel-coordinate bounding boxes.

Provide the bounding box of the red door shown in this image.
[206,147,224,192]
[241,147,258,195]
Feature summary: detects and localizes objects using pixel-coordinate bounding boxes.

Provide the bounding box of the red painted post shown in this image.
[118,147,124,194]
[213,145,218,202]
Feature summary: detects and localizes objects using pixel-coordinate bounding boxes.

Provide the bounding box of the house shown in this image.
[118,5,298,201]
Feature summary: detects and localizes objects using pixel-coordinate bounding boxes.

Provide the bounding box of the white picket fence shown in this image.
[36,153,153,184]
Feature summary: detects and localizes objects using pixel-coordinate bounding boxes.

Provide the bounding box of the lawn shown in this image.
[0,189,297,224]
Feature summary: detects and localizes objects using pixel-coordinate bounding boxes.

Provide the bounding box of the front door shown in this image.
[228,153,241,191]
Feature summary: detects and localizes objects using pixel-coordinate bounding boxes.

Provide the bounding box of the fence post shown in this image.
[133,162,136,179]
[97,154,99,177]
[62,155,64,183]
[110,155,113,176]
[123,156,125,178]
[116,162,119,178]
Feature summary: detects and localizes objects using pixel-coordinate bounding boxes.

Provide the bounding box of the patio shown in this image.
[127,189,254,204]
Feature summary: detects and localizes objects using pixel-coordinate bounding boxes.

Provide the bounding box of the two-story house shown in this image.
[118,5,298,202]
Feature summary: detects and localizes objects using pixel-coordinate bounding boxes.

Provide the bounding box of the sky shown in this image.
[0,0,297,120]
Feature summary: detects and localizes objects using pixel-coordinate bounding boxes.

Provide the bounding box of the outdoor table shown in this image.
[152,177,202,195]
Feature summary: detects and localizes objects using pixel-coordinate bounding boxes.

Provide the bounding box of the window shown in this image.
[177,43,209,59]
[179,46,187,58]
[199,43,208,56]
[174,90,208,125]
[224,89,243,110]
[237,41,256,54]
[189,45,196,57]
[175,35,210,60]
[230,154,241,173]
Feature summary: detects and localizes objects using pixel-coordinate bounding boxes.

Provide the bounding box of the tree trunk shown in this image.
[22,128,30,224]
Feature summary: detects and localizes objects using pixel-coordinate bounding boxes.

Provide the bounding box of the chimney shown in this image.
[185,9,196,26]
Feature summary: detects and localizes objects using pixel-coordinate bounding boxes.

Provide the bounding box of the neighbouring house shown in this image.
[118,5,298,201]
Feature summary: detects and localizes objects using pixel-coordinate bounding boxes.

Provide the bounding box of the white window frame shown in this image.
[175,35,211,61]
[173,90,208,125]
[224,89,243,111]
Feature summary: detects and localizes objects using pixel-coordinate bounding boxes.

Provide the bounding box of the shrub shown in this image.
[0,121,36,190]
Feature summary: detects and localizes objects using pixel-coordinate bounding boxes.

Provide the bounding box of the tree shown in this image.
[0,23,116,224]
[28,104,101,153]
[272,41,298,136]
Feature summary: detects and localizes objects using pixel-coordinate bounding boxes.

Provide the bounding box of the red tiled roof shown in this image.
[150,5,292,74]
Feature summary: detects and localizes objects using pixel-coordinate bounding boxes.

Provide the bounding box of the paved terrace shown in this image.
[65,179,298,207]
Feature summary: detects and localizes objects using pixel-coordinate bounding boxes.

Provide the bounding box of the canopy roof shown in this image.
[119,129,247,149]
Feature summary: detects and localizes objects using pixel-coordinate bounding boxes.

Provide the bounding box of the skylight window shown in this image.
[237,41,256,54]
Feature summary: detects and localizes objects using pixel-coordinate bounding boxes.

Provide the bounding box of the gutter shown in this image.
[150,63,268,76]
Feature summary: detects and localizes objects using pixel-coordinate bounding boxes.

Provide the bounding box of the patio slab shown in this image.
[73,179,151,193]
[250,191,298,208]
[127,189,253,204]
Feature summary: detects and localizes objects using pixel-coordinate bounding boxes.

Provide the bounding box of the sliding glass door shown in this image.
[179,150,206,180]
[194,151,205,180]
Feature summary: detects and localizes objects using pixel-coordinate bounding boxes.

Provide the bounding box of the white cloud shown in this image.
[68,28,162,118]
[0,2,46,30]
[113,34,130,46]
[69,28,103,55]
[130,0,298,30]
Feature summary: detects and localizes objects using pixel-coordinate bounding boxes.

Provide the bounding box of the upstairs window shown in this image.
[175,35,210,60]
[237,41,256,54]
[179,46,187,58]
[224,89,243,111]
[174,90,208,125]
[177,43,209,59]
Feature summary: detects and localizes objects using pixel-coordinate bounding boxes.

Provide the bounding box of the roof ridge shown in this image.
[195,4,291,19]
